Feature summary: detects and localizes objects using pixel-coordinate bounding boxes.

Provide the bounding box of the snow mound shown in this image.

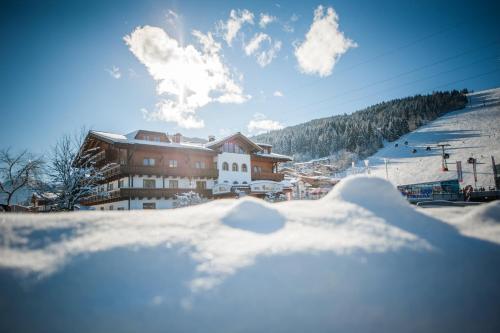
[221,197,285,234]
[462,200,500,225]
[325,175,407,208]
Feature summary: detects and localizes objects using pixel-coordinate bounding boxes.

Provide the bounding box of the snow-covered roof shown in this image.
[204,132,263,152]
[255,142,272,147]
[253,152,292,161]
[89,130,213,152]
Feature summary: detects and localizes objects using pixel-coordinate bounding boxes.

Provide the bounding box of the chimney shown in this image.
[173,133,182,143]
[208,135,215,142]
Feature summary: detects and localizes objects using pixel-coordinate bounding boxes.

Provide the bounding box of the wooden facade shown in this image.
[76,130,291,208]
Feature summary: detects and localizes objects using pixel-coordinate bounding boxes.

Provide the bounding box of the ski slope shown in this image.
[367,88,500,188]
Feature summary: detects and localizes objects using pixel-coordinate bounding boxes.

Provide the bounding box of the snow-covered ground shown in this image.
[1,176,500,332]
[367,88,500,188]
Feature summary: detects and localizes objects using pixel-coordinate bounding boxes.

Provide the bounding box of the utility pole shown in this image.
[492,156,499,190]
[437,144,451,171]
[384,158,389,180]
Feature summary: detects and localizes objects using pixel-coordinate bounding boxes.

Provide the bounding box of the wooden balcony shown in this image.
[251,171,284,182]
[80,189,122,205]
[80,188,213,206]
[121,188,212,199]
[92,150,106,164]
[99,164,218,182]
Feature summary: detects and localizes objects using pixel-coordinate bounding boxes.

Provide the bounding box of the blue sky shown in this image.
[1,0,499,154]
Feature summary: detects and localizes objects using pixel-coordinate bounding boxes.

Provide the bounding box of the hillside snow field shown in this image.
[1,176,500,332]
[367,88,500,188]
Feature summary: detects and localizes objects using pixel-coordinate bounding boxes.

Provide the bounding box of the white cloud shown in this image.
[247,113,284,134]
[106,66,121,79]
[167,9,178,19]
[218,9,254,46]
[165,9,180,27]
[273,90,284,97]
[124,26,249,129]
[282,23,294,33]
[244,32,269,55]
[244,33,282,67]
[282,14,298,34]
[294,5,357,77]
[256,41,281,67]
[259,13,276,28]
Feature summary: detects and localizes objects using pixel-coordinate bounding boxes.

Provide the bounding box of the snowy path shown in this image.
[367,88,500,188]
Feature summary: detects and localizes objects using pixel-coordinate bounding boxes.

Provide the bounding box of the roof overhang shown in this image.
[205,132,263,153]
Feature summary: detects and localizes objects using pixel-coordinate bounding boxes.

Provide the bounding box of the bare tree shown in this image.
[49,130,102,211]
[0,149,44,211]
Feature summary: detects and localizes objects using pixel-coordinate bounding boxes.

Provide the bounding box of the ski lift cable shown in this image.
[281,16,478,95]
[287,41,499,114]
[304,61,500,115]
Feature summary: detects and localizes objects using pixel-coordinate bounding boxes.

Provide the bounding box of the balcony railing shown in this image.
[91,150,106,164]
[121,188,212,198]
[251,171,284,182]
[80,189,121,205]
[99,164,218,181]
[80,188,213,205]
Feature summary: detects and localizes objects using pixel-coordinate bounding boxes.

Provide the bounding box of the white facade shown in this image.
[92,200,129,210]
[216,152,251,185]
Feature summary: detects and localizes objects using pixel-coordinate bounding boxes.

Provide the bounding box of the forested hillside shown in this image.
[253,90,468,161]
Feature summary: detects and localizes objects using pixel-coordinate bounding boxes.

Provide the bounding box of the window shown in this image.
[143,179,156,188]
[169,180,179,188]
[143,158,155,166]
[222,162,229,171]
[169,159,178,168]
[143,202,156,209]
[118,179,124,188]
[253,166,262,173]
[196,181,206,190]
[195,161,205,169]
[109,205,114,211]
[117,207,125,211]
[241,163,248,172]
[233,181,238,184]
[232,163,238,172]
[107,183,114,191]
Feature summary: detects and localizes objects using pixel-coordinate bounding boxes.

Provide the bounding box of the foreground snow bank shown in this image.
[1,176,500,332]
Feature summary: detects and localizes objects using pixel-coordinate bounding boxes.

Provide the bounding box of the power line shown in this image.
[287,40,499,114]
[282,16,477,95]
[310,66,500,114]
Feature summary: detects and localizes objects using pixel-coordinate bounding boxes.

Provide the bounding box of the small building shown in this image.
[31,192,58,212]
[397,179,460,203]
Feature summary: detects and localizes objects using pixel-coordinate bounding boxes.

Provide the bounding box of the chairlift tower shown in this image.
[437,144,451,171]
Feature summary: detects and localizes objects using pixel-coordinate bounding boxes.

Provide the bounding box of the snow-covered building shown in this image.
[75,130,292,210]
